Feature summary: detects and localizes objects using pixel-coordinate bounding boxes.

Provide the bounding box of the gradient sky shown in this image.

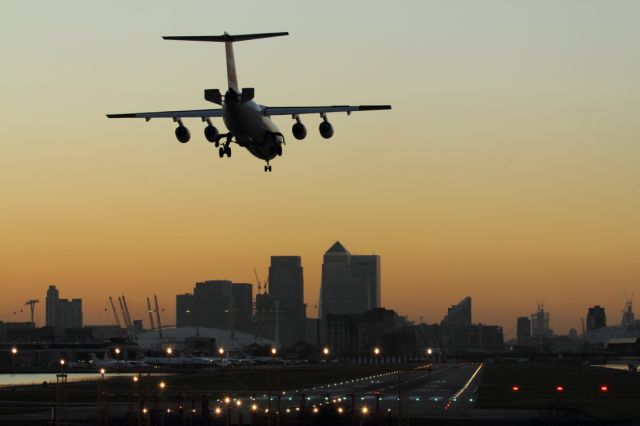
[1,1,638,338]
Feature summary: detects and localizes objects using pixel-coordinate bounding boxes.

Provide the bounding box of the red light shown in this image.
[512,385,520,392]
[600,385,608,392]
[556,385,564,392]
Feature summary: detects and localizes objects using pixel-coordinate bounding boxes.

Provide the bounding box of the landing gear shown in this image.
[264,164,272,172]
[216,133,233,158]
[275,144,283,156]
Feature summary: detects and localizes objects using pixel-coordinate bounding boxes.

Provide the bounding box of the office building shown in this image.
[178,280,252,331]
[45,285,82,328]
[319,241,380,319]
[517,316,531,345]
[231,283,253,332]
[268,256,306,346]
[586,305,606,331]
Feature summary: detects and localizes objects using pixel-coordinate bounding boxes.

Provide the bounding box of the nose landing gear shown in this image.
[264,163,272,172]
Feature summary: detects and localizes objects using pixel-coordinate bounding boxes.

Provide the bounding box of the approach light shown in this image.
[271,347,277,356]
[224,396,231,404]
[337,407,344,414]
[373,347,380,356]
[362,406,369,415]
[236,400,242,407]
[219,347,224,355]
[427,348,433,356]
[323,347,329,356]
[166,347,173,355]
[251,404,258,411]
[215,407,222,415]
[11,347,17,355]
[159,381,166,390]
[556,385,564,392]
[600,385,609,392]
[99,368,106,375]
[511,385,520,392]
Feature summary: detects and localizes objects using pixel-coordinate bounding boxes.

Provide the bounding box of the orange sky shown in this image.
[1,1,639,338]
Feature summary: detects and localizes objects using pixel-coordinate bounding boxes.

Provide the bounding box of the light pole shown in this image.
[166,347,173,370]
[159,381,166,426]
[322,347,330,363]
[219,347,225,364]
[373,347,381,364]
[10,347,17,376]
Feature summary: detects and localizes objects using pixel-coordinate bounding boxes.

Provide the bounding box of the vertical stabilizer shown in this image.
[162,32,289,92]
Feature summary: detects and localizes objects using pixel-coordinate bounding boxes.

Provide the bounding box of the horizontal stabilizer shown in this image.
[163,32,288,43]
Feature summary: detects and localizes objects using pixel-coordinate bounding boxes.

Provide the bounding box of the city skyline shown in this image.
[2,240,637,340]
[1,1,639,337]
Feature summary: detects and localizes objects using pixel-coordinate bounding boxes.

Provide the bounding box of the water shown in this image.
[0,372,138,387]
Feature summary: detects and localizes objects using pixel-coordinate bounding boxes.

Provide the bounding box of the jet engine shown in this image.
[292,122,307,140]
[175,125,191,143]
[204,124,219,142]
[319,121,334,139]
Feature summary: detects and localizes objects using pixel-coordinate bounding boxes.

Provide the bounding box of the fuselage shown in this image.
[223,99,283,161]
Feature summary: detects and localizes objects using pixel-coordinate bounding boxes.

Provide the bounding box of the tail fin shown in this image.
[163,32,288,93]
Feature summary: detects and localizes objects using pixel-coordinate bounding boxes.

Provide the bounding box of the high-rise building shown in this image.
[231,283,253,332]
[268,256,305,345]
[530,304,552,337]
[621,299,634,326]
[441,297,472,329]
[586,305,606,331]
[178,280,253,331]
[176,293,194,328]
[350,255,381,312]
[517,316,531,345]
[45,285,59,327]
[194,280,234,329]
[45,285,82,328]
[319,242,380,319]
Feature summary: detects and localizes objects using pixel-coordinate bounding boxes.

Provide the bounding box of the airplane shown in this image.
[107,32,391,172]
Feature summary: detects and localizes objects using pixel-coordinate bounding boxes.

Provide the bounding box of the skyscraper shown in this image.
[45,285,59,327]
[231,283,253,332]
[319,241,380,319]
[178,280,253,331]
[268,256,305,346]
[193,280,234,329]
[586,305,606,331]
[45,285,82,328]
[517,316,531,345]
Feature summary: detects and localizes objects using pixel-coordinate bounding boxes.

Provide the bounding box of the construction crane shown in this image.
[108,296,122,327]
[254,267,268,294]
[25,299,39,325]
[122,295,133,329]
[146,297,156,331]
[118,296,130,328]
[154,294,163,339]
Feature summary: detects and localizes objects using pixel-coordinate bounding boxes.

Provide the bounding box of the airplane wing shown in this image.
[263,105,391,116]
[106,109,223,120]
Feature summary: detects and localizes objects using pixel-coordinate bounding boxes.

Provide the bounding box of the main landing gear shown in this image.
[216,133,233,158]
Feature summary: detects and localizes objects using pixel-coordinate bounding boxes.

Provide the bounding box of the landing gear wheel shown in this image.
[224,146,232,157]
[218,147,224,158]
[275,145,283,156]
[264,164,272,172]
